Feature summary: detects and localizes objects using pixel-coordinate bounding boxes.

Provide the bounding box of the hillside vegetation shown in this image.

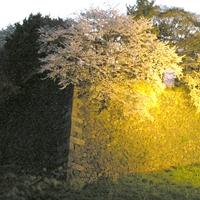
[82,81,200,180]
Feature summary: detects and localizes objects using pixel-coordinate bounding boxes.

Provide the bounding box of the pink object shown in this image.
[163,69,176,87]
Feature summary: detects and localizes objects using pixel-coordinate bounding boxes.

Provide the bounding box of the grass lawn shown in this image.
[2,164,200,200]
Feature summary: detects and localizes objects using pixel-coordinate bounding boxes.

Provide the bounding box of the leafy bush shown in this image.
[82,81,200,180]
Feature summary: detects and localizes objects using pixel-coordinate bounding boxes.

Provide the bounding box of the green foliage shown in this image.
[0,26,18,103]
[177,32,200,71]
[184,71,200,112]
[155,8,200,43]
[127,0,158,18]
[3,13,64,86]
[127,2,200,43]
[0,25,15,49]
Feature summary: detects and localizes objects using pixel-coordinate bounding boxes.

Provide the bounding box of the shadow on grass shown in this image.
[2,164,200,200]
[78,164,200,200]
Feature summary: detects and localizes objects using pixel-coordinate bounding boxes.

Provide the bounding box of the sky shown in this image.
[0,0,199,29]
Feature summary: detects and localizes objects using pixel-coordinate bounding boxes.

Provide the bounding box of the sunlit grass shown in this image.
[79,164,200,200]
[2,164,200,199]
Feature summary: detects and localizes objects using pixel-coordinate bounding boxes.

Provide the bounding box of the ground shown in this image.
[1,164,200,200]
